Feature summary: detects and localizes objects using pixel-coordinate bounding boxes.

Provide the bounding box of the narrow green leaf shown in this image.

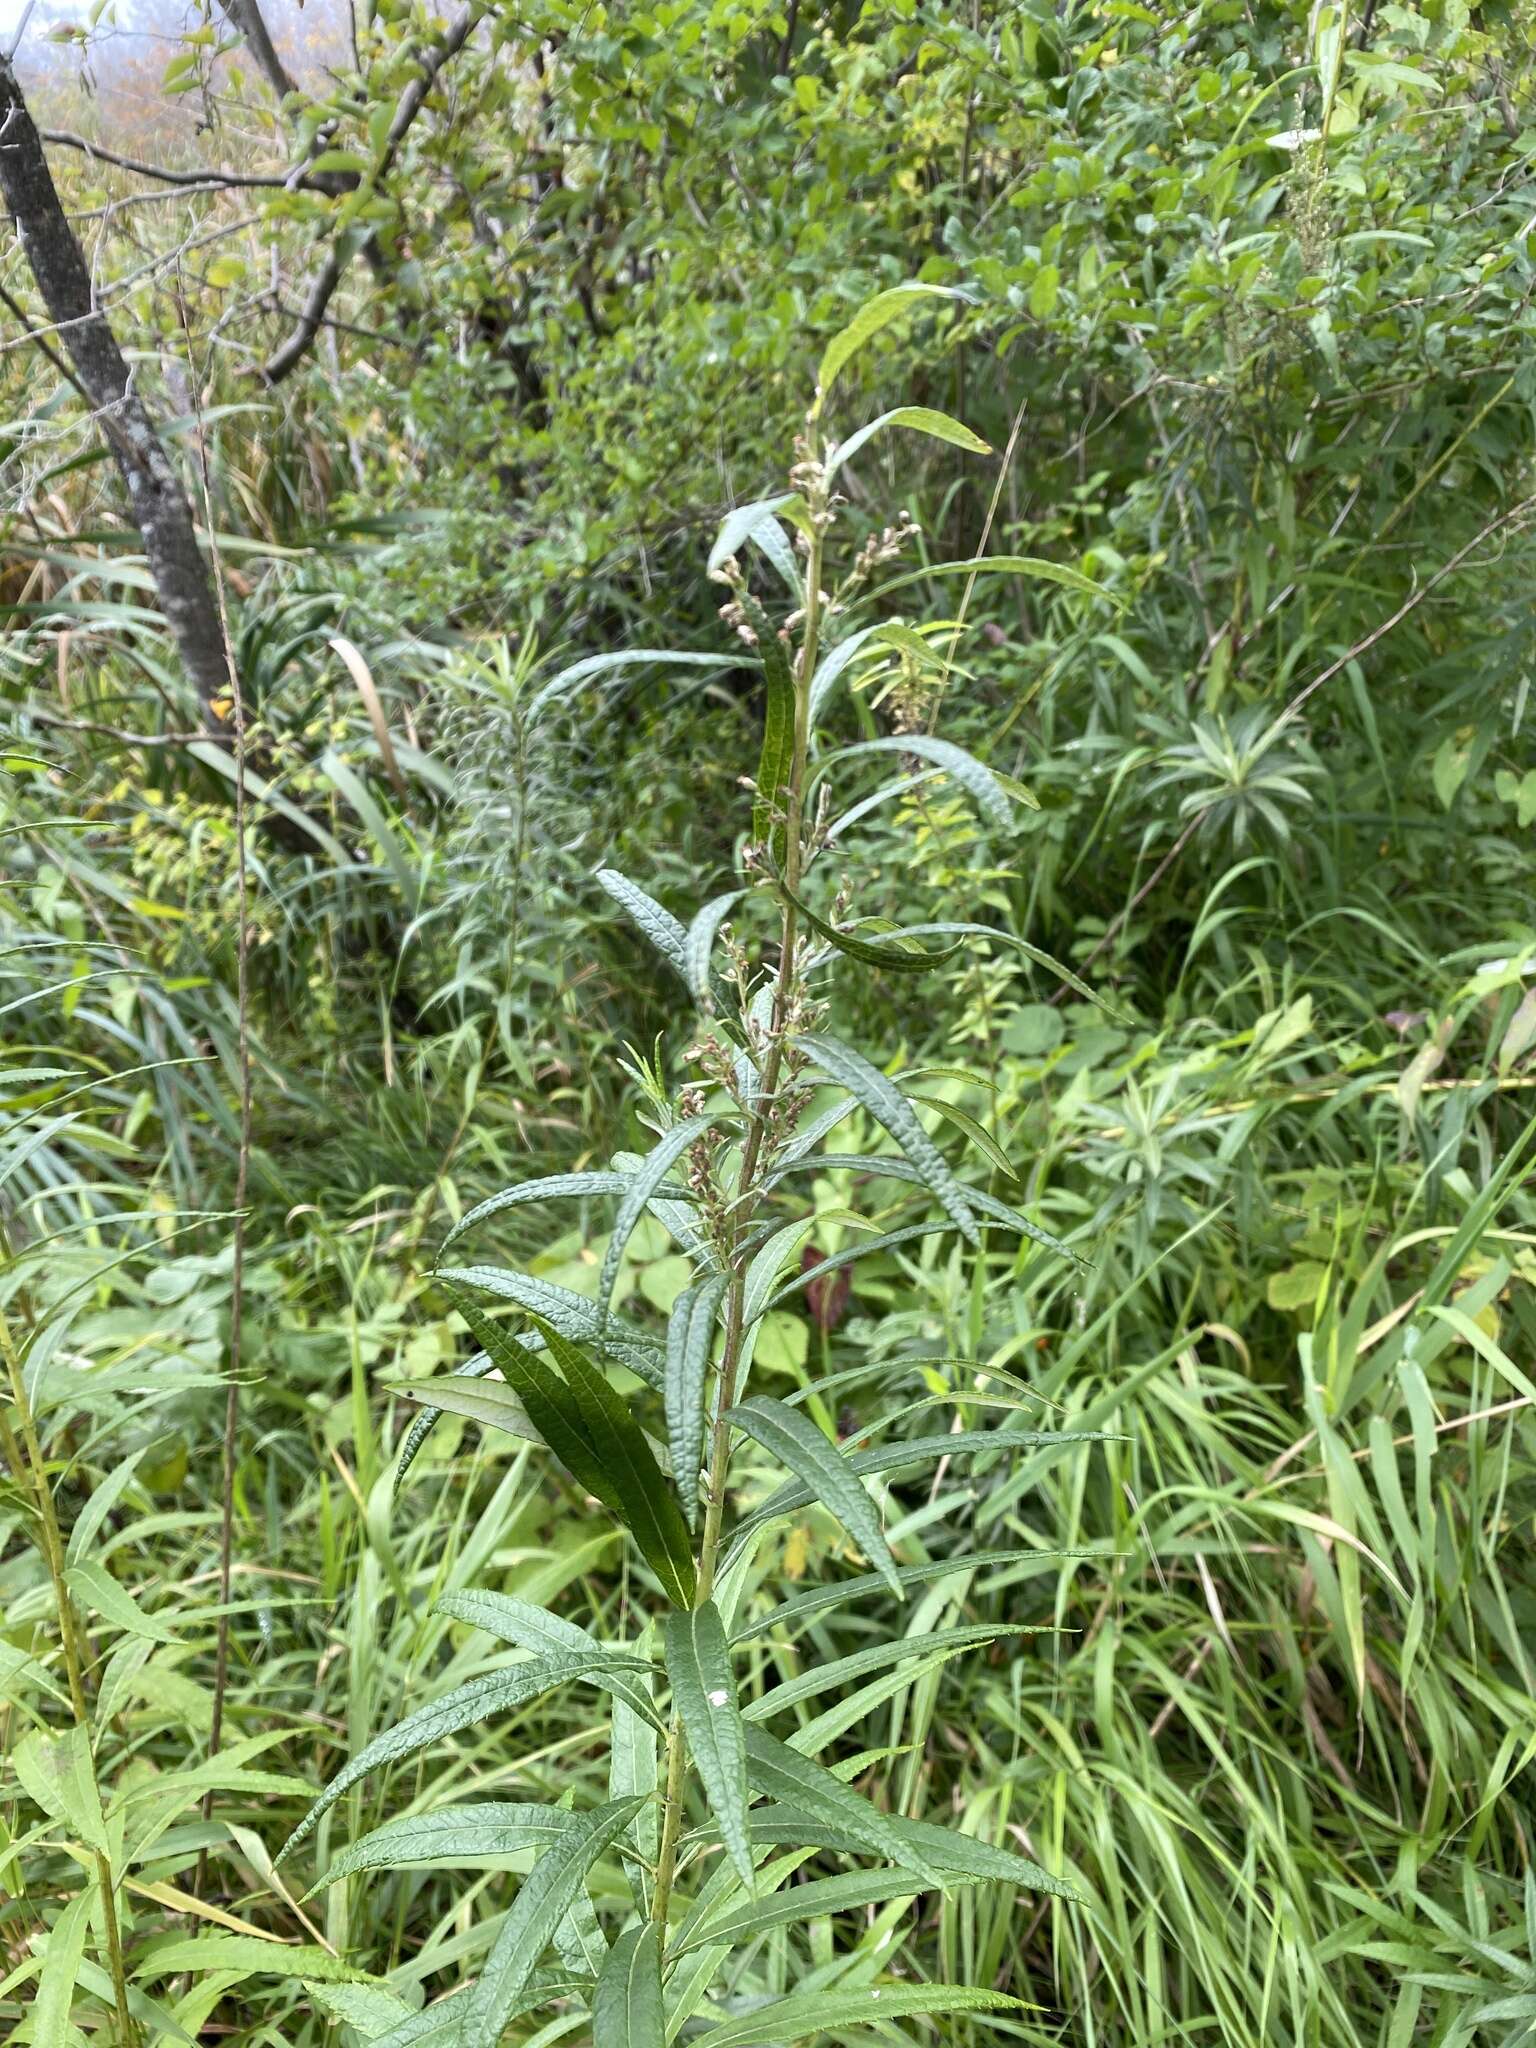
[741,1729,940,1886]
[600,1115,724,1309]
[708,493,805,574]
[66,1557,178,1643]
[729,1396,901,1595]
[595,867,690,980]
[438,1264,664,1386]
[65,1446,146,1564]
[14,1725,106,1852]
[818,735,1017,826]
[732,1548,1080,1643]
[684,891,743,1006]
[372,1979,585,2048]
[764,1149,1085,1265]
[769,868,963,973]
[34,1884,91,2048]
[827,405,991,479]
[593,1921,665,2048]
[815,283,964,407]
[697,1983,1022,2045]
[304,1802,588,1897]
[527,650,737,724]
[731,1428,1110,1549]
[443,1292,633,1517]
[750,1805,1079,1899]
[440,1172,693,1257]
[896,921,1131,1019]
[394,1351,498,1490]
[744,1622,1016,1721]
[435,1589,665,1730]
[671,1866,978,1956]
[391,1371,539,1446]
[877,552,1114,603]
[666,1273,727,1529]
[610,1683,659,1914]
[908,1092,1018,1181]
[807,621,892,723]
[136,1935,375,1983]
[460,1799,644,2038]
[666,1602,754,1892]
[800,1033,978,1246]
[536,1319,698,1607]
[277,1655,649,1863]
[304,1983,416,2035]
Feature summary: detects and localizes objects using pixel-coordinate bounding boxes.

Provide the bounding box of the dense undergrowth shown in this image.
[3,1,1536,2043]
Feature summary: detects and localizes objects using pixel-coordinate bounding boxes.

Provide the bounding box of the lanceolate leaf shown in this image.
[439,1172,694,1257]
[732,1548,1082,1644]
[708,493,804,574]
[535,1319,698,1607]
[666,1273,727,1529]
[818,735,1019,826]
[763,1150,1085,1265]
[744,1622,1016,1722]
[460,1799,644,2039]
[877,552,1115,604]
[696,1984,1022,2046]
[34,1881,91,2047]
[600,1114,725,1309]
[595,867,690,981]
[527,650,738,724]
[435,1589,664,1730]
[594,1922,664,2048]
[303,1802,597,1896]
[827,405,991,480]
[897,921,1131,1019]
[277,1657,651,1863]
[807,620,892,723]
[815,283,966,409]
[397,1351,493,1499]
[726,1396,901,1597]
[684,891,743,1006]
[799,1033,978,1246]
[444,1292,636,1519]
[438,1264,664,1386]
[665,1602,754,1892]
[729,1428,1110,1550]
[767,869,963,973]
[371,1979,585,2048]
[391,1371,539,1448]
[670,1865,976,1956]
[741,1728,940,1886]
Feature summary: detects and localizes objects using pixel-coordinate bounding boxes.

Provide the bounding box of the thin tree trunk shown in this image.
[216,0,298,103]
[0,56,233,728]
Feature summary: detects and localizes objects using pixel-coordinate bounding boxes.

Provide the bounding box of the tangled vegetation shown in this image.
[2,3,1534,2044]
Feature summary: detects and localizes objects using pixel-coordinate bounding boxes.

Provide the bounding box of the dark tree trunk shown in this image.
[216,0,299,103]
[0,56,233,729]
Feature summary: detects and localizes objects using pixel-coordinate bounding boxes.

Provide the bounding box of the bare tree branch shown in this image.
[215,0,299,104]
[41,128,295,190]
[257,2,481,386]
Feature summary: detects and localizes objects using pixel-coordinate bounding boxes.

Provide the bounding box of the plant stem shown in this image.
[651,503,827,1934]
[0,1303,140,2046]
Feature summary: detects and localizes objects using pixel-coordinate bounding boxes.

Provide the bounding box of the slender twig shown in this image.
[40,129,295,189]
[178,290,255,1898]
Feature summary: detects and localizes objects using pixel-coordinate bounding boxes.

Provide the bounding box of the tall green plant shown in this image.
[275,294,1106,2042]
